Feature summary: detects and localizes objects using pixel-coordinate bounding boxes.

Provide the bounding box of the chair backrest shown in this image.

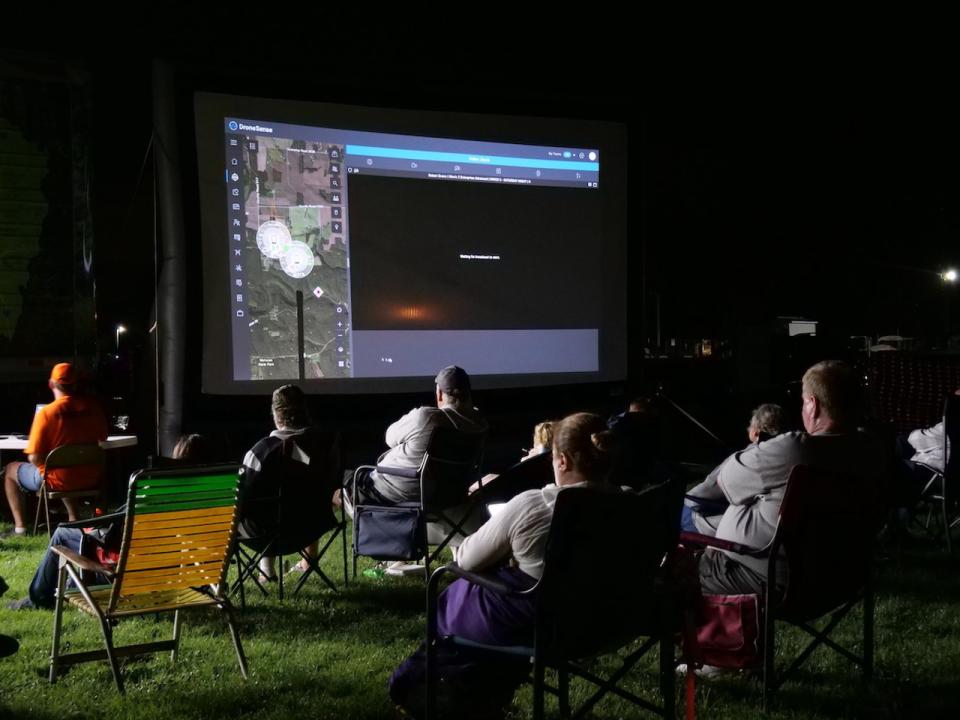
[239,429,340,553]
[44,443,106,470]
[942,394,960,484]
[109,465,241,613]
[276,429,341,550]
[773,464,880,620]
[535,479,685,660]
[474,451,554,504]
[419,424,485,512]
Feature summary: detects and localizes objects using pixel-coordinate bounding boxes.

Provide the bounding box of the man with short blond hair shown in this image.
[697,359,881,596]
[2,363,107,535]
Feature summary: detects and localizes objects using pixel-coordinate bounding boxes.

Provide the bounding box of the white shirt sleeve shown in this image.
[455,495,527,572]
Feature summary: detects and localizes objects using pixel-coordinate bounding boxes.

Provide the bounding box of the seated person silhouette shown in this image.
[336,366,487,514]
[607,396,663,489]
[682,403,782,535]
[469,420,555,501]
[240,385,340,581]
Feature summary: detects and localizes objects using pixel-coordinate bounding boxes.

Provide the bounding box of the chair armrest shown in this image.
[51,545,114,577]
[375,465,420,479]
[679,531,766,557]
[429,562,516,595]
[913,462,943,476]
[58,510,126,529]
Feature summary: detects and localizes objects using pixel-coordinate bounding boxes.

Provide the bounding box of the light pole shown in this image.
[943,269,957,344]
[115,324,127,353]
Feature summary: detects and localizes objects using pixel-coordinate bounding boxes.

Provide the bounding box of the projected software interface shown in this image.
[223,118,601,382]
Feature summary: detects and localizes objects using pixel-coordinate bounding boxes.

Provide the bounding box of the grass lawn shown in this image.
[1,524,959,719]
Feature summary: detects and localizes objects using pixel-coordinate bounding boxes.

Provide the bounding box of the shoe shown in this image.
[6,597,36,611]
[675,662,733,679]
[385,561,426,577]
[287,560,311,574]
[0,528,27,540]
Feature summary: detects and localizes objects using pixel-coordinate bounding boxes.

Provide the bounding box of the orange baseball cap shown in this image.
[49,362,77,385]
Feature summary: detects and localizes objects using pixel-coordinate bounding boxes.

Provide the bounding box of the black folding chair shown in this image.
[426,479,686,720]
[913,394,960,554]
[469,451,554,505]
[352,424,485,579]
[682,464,882,710]
[232,429,346,605]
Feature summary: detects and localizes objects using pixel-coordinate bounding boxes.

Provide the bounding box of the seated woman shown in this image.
[439,412,616,646]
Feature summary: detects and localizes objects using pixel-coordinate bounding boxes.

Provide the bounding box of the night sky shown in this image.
[9,35,960,368]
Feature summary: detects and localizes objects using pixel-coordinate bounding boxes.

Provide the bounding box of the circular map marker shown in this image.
[256,220,292,259]
[280,241,316,279]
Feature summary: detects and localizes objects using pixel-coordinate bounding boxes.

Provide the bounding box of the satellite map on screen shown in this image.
[237,137,350,380]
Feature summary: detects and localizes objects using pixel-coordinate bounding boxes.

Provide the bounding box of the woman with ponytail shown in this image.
[440,412,618,643]
[389,412,619,716]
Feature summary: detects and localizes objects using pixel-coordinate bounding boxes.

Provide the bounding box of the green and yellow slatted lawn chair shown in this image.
[49,465,249,693]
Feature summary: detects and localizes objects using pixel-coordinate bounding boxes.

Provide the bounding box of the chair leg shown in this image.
[34,489,46,535]
[278,557,285,602]
[533,656,546,720]
[341,515,349,587]
[97,617,125,693]
[171,609,183,662]
[762,600,776,712]
[864,583,874,681]
[49,564,67,684]
[558,665,570,718]
[659,632,675,719]
[236,551,247,610]
[941,482,953,555]
[222,604,249,679]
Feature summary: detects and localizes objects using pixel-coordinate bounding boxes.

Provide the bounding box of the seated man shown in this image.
[895,388,959,504]
[240,384,340,579]
[682,403,783,535]
[2,363,108,535]
[338,365,487,514]
[697,360,884,598]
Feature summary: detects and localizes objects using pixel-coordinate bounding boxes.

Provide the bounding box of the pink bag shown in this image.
[695,593,763,669]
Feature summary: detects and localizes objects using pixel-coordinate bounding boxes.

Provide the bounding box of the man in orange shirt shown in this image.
[2,363,107,535]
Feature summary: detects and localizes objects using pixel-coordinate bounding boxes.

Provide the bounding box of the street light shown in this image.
[115,324,127,352]
[942,268,958,283]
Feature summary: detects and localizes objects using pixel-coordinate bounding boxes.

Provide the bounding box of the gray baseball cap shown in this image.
[434,365,471,394]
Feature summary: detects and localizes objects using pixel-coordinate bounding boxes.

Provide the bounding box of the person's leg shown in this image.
[5,462,40,531]
[258,555,276,580]
[339,468,385,519]
[61,497,80,522]
[29,527,85,608]
[295,541,319,572]
[698,548,767,596]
